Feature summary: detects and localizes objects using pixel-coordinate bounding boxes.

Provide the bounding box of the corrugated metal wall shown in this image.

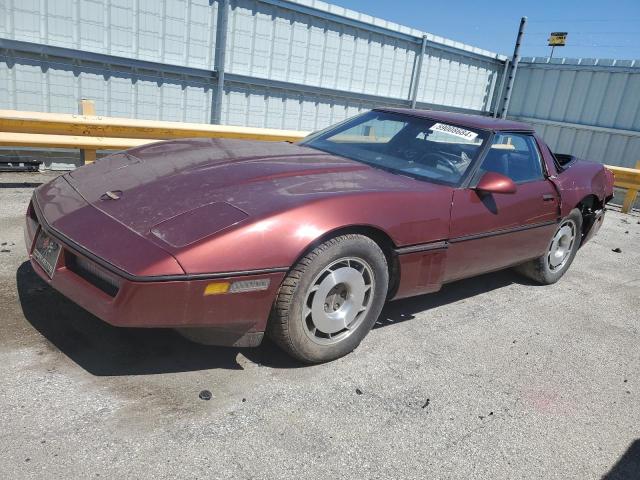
[1,0,220,69]
[0,48,215,122]
[222,81,399,131]
[3,1,638,169]
[0,0,505,130]
[509,58,640,168]
[226,0,420,96]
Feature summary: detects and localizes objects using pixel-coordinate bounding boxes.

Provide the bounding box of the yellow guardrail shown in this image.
[0,109,309,142]
[0,132,152,150]
[606,161,640,214]
[1,103,638,214]
[0,100,309,165]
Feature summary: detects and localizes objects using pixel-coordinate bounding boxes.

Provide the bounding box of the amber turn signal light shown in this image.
[203,278,271,296]
[203,282,230,295]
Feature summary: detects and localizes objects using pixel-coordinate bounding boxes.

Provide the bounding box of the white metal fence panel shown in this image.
[511,58,640,130]
[3,2,640,172]
[225,0,419,99]
[509,58,640,167]
[0,0,506,131]
[524,118,640,169]
[222,81,403,131]
[1,0,220,69]
[416,52,499,111]
[0,50,214,123]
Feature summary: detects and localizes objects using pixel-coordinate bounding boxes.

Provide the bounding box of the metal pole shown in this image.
[410,35,427,109]
[550,45,555,58]
[211,0,229,124]
[492,59,510,118]
[500,16,527,119]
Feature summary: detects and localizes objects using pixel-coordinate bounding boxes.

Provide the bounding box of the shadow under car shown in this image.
[17,261,535,376]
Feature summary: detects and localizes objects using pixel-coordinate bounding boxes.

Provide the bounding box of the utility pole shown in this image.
[211,0,229,125]
[410,36,428,109]
[500,16,527,119]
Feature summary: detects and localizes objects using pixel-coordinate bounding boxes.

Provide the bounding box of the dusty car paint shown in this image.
[25,109,615,345]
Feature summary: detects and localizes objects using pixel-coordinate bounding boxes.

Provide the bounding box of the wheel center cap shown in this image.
[311,267,367,334]
[324,284,349,312]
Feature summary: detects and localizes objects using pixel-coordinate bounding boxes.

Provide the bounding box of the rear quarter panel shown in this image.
[553,161,613,217]
[535,134,613,216]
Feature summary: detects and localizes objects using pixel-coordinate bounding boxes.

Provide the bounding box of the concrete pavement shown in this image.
[1,171,638,479]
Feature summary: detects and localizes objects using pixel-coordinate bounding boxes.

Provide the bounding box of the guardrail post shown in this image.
[78,99,96,164]
[621,160,640,213]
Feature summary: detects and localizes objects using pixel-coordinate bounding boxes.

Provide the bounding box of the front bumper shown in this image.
[24,200,285,346]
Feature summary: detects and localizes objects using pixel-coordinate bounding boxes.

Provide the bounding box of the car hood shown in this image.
[64,138,436,242]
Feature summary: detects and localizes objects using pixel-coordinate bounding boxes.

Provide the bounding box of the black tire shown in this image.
[515,208,583,285]
[268,234,389,364]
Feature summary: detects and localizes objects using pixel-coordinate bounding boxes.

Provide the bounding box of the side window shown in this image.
[478,133,545,183]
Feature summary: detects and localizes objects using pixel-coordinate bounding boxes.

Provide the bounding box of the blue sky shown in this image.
[329,0,640,60]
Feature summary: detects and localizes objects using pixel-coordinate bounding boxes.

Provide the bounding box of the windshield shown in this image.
[301,111,490,186]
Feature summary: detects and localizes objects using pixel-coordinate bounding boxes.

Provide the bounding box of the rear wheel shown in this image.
[515,208,582,284]
[268,234,389,363]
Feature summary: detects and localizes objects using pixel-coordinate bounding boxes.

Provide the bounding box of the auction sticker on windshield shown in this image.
[429,123,478,141]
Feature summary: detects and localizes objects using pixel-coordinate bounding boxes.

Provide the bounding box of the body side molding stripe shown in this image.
[395,241,448,255]
[394,220,558,255]
[449,220,558,243]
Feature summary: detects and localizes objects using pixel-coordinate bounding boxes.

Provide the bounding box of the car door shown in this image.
[443,132,560,282]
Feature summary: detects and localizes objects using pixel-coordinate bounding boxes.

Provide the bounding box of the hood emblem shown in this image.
[101,190,123,201]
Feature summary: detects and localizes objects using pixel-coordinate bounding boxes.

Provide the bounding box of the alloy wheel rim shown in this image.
[302,257,375,345]
[548,220,576,271]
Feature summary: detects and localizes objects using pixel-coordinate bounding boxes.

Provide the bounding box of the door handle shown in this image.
[542,194,555,202]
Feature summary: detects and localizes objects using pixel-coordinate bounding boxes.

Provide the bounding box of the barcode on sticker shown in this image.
[429,123,478,141]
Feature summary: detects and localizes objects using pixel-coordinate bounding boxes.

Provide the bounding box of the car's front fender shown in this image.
[170,190,453,275]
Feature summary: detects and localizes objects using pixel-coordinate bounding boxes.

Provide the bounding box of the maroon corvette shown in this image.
[25,109,614,363]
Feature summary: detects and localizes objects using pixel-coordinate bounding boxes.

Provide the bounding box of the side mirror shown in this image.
[475,172,517,195]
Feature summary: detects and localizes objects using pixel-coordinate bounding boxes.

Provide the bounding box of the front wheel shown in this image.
[515,208,583,285]
[268,234,389,363]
